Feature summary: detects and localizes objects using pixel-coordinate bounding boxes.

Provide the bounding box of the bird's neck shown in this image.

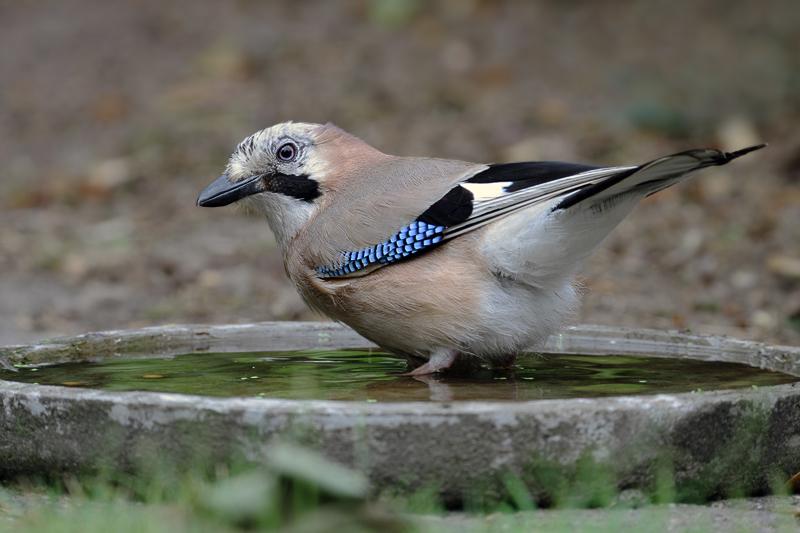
[249,193,315,253]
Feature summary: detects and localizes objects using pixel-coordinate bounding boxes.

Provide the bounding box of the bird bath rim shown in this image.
[2,321,799,409]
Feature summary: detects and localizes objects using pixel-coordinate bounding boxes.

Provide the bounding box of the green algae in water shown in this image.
[1,350,796,402]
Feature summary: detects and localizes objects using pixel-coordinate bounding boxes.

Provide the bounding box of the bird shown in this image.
[197,122,764,375]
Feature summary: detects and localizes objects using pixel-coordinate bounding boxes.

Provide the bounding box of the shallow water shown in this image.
[1,350,796,402]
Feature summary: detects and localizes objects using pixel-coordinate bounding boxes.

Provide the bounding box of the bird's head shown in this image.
[198,121,369,248]
[198,121,325,207]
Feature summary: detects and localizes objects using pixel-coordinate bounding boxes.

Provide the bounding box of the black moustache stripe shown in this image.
[266,173,320,202]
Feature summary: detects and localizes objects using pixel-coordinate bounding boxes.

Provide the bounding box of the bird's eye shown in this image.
[276,142,298,162]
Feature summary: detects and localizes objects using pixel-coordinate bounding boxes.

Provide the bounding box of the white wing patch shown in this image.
[462,181,513,201]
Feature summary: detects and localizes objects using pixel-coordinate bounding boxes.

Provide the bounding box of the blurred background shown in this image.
[1,0,798,346]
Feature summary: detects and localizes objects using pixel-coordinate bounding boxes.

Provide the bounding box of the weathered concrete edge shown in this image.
[3,322,800,376]
[2,375,800,498]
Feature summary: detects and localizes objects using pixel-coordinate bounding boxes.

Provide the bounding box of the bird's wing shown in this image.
[315,160,627,278]
[439,162,633,240]
[315,146,764,279]
[443,145,765,242]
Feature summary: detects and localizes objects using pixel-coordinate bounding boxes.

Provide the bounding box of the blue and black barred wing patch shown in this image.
[316,185,475,278]
[316,220,446,278]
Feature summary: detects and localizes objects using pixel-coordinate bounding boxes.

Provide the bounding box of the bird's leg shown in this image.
[404,349,459,376]
[491,353,519,370]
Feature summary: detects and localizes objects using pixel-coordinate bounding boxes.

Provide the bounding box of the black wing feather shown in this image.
[418,185,474,226]
[468,161,603,192]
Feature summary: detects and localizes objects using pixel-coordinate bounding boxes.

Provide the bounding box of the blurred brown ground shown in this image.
[1,0,799,346]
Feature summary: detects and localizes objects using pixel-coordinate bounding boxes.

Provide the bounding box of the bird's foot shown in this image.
[403,349,458,376]
[490,353,519,370]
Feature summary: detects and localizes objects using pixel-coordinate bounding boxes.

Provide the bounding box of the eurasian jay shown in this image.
[197,122,763,375]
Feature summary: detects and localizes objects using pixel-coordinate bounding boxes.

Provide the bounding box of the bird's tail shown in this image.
[553,144,766,213]
[483,144,765,286]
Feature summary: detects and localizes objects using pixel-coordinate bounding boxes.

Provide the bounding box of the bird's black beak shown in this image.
[196,174,264,207]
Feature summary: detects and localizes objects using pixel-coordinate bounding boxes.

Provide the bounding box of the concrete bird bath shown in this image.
[1,322,799,502]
